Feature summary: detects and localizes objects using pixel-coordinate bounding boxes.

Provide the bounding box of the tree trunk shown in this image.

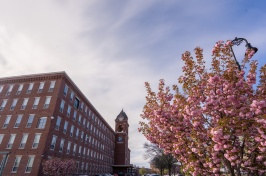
[168,165,172,176]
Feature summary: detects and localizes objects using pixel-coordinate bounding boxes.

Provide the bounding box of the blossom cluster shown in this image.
[140,40,266,175]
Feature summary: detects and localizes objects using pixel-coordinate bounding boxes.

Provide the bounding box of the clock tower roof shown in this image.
[116,109,128,121]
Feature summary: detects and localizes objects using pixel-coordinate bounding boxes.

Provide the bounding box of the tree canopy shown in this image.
[139,40,266,176]
[42,157,76,176]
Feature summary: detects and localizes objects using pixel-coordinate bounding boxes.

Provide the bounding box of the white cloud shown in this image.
[0,0,266,169]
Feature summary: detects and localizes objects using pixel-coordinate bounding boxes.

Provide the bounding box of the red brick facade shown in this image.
[0,72,131,176]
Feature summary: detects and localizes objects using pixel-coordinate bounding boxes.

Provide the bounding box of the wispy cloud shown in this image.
[0,0,266,168]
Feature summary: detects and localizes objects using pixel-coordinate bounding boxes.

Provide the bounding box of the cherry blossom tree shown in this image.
[139,40,266,176]
[42,157,76,176]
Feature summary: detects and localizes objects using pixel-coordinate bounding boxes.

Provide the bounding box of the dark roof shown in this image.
[117,109,128,120]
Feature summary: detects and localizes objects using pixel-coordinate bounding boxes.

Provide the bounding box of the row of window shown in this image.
[55,116,114,152]
[1,114,46,129]
[0,96,113,139]
[0,81,114,140]
[0,96,52,111]
[0,114,114,153]
[50,135,114,163]
[0,155,35,173]
[0,133,114,163]
[0,133,41,149]
[0,81,56,96]
[54,117,114,155]
[73,161,112,175]
[55,115,113,146]
[62,84,112,135]
[0,154,112,175]
[57,97,116,143]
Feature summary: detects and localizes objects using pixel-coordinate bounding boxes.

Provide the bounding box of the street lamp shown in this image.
[230,37,258,71]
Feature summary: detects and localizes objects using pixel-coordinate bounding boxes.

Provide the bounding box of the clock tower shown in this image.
[115,109,129,134]
[113,110,132,174]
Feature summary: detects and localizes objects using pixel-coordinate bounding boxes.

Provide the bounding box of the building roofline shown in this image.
[0,71,115,133]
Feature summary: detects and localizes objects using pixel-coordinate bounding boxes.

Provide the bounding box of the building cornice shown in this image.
[0,71,115,133]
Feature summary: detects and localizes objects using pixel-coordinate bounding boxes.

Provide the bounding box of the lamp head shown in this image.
[246,43,258,53]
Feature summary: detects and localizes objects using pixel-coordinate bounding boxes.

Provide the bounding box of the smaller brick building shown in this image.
[0,72,132,176]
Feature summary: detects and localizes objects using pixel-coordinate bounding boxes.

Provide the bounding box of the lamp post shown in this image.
[230,37,258,71]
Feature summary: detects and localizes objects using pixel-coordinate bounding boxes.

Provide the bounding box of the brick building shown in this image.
[0,72,132,176]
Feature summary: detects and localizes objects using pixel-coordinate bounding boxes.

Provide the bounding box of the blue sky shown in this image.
[0,0,266,168]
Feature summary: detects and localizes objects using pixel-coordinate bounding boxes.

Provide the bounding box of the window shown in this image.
[78,115,82,125]
[27,83,34,94]
[70,91,74,101]
[10,98,18,110]
[0,99,7,111]
[26,114,35,128]
[59,138,65,152]
[67,105,71,117]
[3,115,11,128]
[73,110,77,121]
[55,116,61,130]
[83,118,86,128]
[81,162,84,173]
[63,84,68,96]
[19,133,28,149]
[16,84,23,95]
[63,121,68,134]
[49,81,56,92]
[36,117,47,129]
[85,163,88,173]
[76,161,79,174]
[7,134,16,149]
[6,84,14,95]
[0,85,3,93]
[73,144,77,155]
[38,82,45,93]
[43,96,51,109]
[75,128,79,139]
[50,135,57,150]
[85,106,88,114]
[67,141,71,154]
[70,125,74,137]
[11,156,22,172]
[81,131,84,142]
[81,102,84,111]
[14,114,23,128]
[85,134,88,144]
[0,154,9,172]
[74,97,80,109]
[83,147,86,158]
[60,100,65,112]
[32,134,41,148]
[25,155,35,173]
[21,98,29,110]
[87,148,90,158]
[87,121,90,130]
[0,134,4,144]
[32,97,40,109]
[78,146,82,157]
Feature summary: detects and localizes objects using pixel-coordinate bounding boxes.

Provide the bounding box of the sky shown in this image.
[0,0,266,168]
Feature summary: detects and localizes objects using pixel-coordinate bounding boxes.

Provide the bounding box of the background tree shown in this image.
[144,142,178,176]
[139,40,266,175]
[151,155,166,176]
[139,167,147,176]
[42,157,76,176]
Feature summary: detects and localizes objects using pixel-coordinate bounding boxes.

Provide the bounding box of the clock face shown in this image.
[118,117,123,121]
